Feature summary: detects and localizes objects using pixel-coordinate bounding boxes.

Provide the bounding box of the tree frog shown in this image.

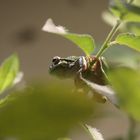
[49,55,109,103]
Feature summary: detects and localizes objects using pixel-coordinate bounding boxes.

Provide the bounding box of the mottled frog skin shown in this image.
[49,56,108,103]
[49,56,81,78]
[50,56,107,84]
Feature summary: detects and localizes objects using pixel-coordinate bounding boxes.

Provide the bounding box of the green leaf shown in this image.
[80,77,118,106]
[42,19,95,55]
[0,81,94,140]
[108,68,140,120]
[120,22,140,36]
[102,11,140,35]
[0,54,19,93]
[114,33,140,52]
[102,11,118,27]
[84,124,104,140]
[127,23,140,35]
[64,33,94,55]
[110,1,140,22]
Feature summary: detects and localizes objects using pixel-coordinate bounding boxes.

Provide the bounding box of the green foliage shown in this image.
[108,68,140,121]
[0,82,94,140]
[42,19,95,55]
[0,54,19,94]
[84,124,104,140]
[0,0,139,139]
[64,33,95,55]
[102,11,140,35]
[110,0,140,22]
[124,22,140,35]
[114,33,140,52]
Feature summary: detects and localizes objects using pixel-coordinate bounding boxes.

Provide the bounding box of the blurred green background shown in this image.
[0,0,135,139]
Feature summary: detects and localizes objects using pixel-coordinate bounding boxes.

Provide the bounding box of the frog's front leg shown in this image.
[74,69,107,103]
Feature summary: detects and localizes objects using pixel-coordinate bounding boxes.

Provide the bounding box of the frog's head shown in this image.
[49,56,80,78]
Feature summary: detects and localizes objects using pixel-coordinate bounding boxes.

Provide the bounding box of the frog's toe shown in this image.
[94,93,107,103]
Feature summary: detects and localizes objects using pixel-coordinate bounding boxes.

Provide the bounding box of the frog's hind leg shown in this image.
[74,70,107,103]
[92,91,107,103]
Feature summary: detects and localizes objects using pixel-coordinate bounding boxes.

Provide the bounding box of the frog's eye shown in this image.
[52,56,61,65]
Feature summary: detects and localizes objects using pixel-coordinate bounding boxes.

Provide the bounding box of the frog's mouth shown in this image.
[49,63,62,74]
[49,63,70,78]
[49,64,57,71]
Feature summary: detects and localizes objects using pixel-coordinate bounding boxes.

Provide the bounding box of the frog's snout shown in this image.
[49,56,61,73]
[52,56,61,65]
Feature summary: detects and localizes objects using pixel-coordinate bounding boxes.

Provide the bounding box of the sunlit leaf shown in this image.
[120,22,140,35]
[102,11,118,27]
[42,19,95,55]
[84,124,104,140]
[0,54,19,94]
[81,77,118,106]
[0,81,94,140]
[103,11,140,35]
[110,1,140,22]
[13,72,23,85]
[108,68,140,120]
[114,33,140,52]
[64,33,94,55]
[127,23,140,35]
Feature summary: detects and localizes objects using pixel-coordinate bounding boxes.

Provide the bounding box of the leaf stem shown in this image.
[81,123,95,140]
[127,117,137,140]
[96,20,121,58]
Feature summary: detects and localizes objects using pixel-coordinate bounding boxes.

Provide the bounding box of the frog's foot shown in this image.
[93,92,107,103]
[75,70,107,103]
[74,69,87,88]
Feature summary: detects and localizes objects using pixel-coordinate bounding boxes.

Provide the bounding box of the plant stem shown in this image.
[96,20,121,58]
[81,123,95,140]
[127,117,137,140]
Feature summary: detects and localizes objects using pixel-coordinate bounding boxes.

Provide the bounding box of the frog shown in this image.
[49,55,109,103]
